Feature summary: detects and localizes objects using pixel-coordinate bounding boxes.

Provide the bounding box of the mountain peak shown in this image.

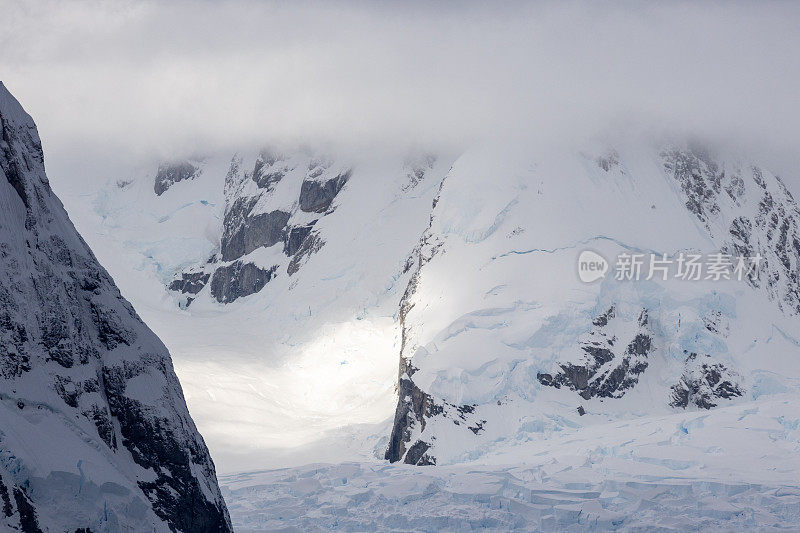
[0,80,36,129]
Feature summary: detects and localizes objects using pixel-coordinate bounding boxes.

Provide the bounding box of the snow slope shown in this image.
[57,117,800,529]
[388,141,800,466]
[63,135,800,468]
[206,145,800,528]
[0,83,230,531]
[221,395,800,531]
[63,147,454,472]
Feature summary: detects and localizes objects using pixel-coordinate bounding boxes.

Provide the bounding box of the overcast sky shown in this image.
[2,0,800,181]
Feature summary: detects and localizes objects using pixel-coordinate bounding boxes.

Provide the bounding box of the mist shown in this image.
[3,0,800,183]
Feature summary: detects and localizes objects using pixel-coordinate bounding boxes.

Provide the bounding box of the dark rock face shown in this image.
[0,83,231,531]
[385,360,483,465]
[12,488,39,533]
[103,363,231,532]
[385,361,438,465]
[385,192,442,465]
[210,261,277,303]
[220,197,290,261]
[283,222,317,257]
[670,352,743,409]
[386,181,485,465]
[662,145,800,315]
[252,150,286,190]
[662,145,722,225]
[404,441,435,466]
[738,181,800,314]
[154,160,199,195]
[168,153,350,304]
[168,270,210,295]
[537,306,653,400]
[287,230,325,276]
[299,170,351,213]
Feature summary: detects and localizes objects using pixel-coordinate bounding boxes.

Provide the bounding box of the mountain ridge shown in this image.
[0,81,231,531]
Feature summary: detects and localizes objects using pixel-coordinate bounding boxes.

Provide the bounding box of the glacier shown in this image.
[53,124,800,529]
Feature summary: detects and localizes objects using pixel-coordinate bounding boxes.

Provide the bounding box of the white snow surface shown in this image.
[219,396,800,531]
[394,141,800,465]
[62,149,454,472]
[57,135,800,529]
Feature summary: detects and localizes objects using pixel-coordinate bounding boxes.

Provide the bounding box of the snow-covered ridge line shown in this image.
[72,128,800,478]
[0,82,231,531]
[387,142,800,466]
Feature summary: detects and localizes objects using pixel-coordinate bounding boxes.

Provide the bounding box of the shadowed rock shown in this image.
[287,231,325,275]
[210,261,277,303]
[299,170,351,213]
[169,271,211,295]
[154,160,199,195]
[283,222,317,256]
[220,197,290,261]
[0,82,231,532]
[670,352,743,409]
[252,150,286,190]
[538,306,654,400]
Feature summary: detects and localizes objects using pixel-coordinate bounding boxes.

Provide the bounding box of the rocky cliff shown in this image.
[168,150,352,305]
[0,83,231,531]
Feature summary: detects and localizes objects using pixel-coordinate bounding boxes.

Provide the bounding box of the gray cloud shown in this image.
[2,0,800,181]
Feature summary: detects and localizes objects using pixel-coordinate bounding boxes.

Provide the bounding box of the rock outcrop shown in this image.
[299,170,351,213]
[386,180,485,464]
[220,201,290,262]
[670,352,743,409]
[662,145,800,315]
[154,160,200,195]
[210,261,278,304]
[169,150,352,305]
[537,306,654,400]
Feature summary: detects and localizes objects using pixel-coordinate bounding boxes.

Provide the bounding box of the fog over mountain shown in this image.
[3,1,800,184]
[4,2,800,530]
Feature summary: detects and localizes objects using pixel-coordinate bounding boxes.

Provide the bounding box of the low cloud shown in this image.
[2,0,800,179]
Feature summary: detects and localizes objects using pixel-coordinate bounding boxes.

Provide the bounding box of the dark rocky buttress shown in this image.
[210,261,277,304]
[169,152,352,305]
[385,180,485,465]
[670,352,743,409]
[537,306,654,400]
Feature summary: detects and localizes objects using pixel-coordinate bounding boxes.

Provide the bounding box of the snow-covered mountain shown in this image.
[387,142,800,465]
[0,83,231,531]
[53,125,800,529]
[72,134,800,485]
[70,146,453,471]
[168,150,355,305]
